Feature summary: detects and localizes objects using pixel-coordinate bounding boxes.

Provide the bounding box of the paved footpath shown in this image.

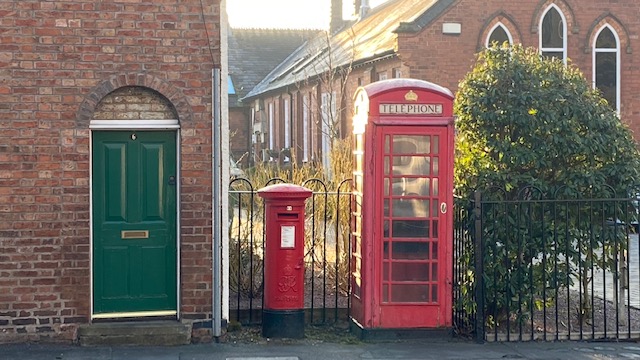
[3,339,640,360]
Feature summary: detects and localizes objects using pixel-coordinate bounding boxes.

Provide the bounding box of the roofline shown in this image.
[240,50,397,102]
[394,0,457,33]
[240,0,459,102]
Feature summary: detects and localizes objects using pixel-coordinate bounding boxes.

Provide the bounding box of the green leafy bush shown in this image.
[454,45,640,327]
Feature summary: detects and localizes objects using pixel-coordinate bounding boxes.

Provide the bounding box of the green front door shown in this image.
[92,131,177,316]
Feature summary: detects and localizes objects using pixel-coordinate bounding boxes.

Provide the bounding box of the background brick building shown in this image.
[228,28,319,168]
[243,0,640,166]
[0,0,225,343]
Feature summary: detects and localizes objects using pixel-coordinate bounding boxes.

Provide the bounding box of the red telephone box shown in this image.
[350,79,454,335]
[258,183,312,338]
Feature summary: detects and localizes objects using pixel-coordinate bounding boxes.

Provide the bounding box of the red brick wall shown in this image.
[0,0,220,343]
[398,0,640,137]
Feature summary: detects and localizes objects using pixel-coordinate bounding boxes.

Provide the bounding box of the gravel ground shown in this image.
[486,289,640,341]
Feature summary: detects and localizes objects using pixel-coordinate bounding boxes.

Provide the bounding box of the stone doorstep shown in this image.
[78,320,191,346]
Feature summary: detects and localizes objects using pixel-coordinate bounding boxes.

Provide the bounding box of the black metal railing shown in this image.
[228,177,352,326]
[454,186,640,342]
[231,179,640,342]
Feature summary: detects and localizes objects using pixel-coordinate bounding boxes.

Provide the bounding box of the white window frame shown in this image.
[302,94,309,162]
[320,92,336,173]
[592,24,620,113]
[485,22,513,48]
[268,102,274,161]
[283,97,290,162]
[539,4,567,64]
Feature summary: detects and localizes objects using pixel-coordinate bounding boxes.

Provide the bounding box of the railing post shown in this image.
[473,190,485,343]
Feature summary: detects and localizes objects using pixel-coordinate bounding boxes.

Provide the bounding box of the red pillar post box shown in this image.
[257,183,313,338]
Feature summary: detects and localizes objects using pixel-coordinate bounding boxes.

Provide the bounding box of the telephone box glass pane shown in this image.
[392,263,430,281]
[393,136,430,154]
[432,263,438,281]
[384,178,390,196]
[384,156,390,175]
[391,220,429,238]
[384,199,390,217]
[391,178,403,195]
[391,242,429,260]
[392,199,429,218]
[385,135,390,153]
[433,157,439,176]
[391,284,429,302]
[391,178,429,196]
[432,220,438,238]
[393,156,430,175]
[383,220,389,237]
[432,178,439,196]
[432,136,439,154]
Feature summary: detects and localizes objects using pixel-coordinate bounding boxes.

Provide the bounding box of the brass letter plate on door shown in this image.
[121,230,149,239]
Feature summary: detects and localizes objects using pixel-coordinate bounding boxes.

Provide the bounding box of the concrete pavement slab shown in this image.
[2,339,640,360]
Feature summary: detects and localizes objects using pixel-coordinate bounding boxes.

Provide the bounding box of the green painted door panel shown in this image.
[92,131,177,314]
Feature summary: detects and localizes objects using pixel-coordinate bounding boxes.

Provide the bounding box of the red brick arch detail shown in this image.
[584,14,631,54]
[76,72,193,125]
[477,12,523,51]
[530,0,579,35]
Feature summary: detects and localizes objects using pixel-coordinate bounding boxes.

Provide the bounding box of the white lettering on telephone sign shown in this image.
[379,103,443,115]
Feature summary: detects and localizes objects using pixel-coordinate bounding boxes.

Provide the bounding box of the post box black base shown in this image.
[262,309,304,338]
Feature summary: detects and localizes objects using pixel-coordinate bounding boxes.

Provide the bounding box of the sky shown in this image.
[226,0,389,29]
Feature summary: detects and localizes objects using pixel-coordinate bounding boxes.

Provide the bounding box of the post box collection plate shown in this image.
[280,225,295,248]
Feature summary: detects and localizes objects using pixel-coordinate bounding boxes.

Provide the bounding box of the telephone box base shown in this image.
[350,318,451,341]
[262,309,304,338]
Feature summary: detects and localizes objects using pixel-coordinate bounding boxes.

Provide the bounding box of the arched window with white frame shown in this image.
[486,22,513,48]
[539,5,567,63]
[593,24,620,112]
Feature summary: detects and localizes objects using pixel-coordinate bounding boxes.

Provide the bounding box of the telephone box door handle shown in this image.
[440,202,447,214]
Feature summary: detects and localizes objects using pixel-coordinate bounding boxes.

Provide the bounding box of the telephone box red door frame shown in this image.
[351,78,454,334]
